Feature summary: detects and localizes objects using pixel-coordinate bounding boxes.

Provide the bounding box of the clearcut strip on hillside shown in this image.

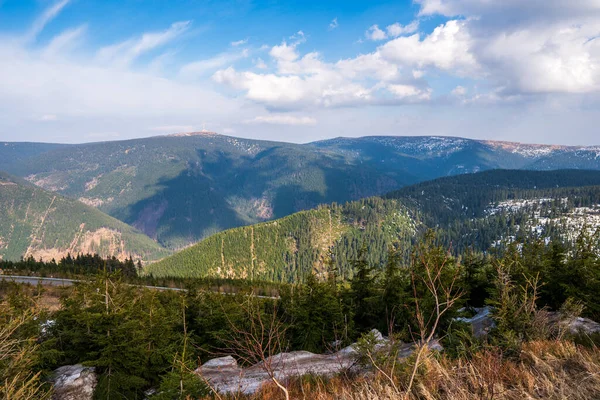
[0,171,170,262]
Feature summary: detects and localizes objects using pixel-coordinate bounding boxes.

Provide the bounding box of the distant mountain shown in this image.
[312,136,600,179]
[145,170,600,282]
[2,134,600,249]
[0,172,169,262]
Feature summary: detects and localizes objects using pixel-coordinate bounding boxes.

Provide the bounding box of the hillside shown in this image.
[3,134,600,249]
[1,134,413,249]
[146,169,600,282]
[0,172,169,262]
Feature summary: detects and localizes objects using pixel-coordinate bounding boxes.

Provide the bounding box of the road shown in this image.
[0,275,277,298]
[0,275,184,291]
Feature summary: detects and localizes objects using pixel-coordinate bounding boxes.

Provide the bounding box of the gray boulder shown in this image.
[51,364,97,400]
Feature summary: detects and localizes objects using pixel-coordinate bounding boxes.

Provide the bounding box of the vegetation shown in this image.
[0,172,169,262]
[148,169,600,282]
[1,134,414,248]
[2,228,600,398]
[5,134,600,249]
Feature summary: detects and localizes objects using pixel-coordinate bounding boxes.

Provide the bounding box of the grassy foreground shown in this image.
[244,340,600,400]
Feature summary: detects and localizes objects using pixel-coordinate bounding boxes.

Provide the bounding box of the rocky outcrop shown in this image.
[456,306,600,338]
[51,365,97,400]
[196,329,442,395]
[554,314,600,335]
[197,347,358,395]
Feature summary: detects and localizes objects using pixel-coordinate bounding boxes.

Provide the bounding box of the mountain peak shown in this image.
[167,131,220,137]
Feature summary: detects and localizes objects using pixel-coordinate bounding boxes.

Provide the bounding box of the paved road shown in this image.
[0,275,184,291]
[0,275,277,298]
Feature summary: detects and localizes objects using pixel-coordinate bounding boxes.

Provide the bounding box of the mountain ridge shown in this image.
[3,133,600,249]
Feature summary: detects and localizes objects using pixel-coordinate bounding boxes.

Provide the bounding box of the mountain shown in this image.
[3,134,600,249]
[1,133,415,249]
[145,170,600,282]
[0,172,169,262]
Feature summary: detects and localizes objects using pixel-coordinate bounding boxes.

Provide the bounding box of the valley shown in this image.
[3,134,600,252]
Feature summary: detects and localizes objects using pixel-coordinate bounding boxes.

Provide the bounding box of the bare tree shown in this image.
[405,244,463,398]
[220,295,291,400]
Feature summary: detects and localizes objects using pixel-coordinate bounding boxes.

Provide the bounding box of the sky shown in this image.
[1,0,600,145]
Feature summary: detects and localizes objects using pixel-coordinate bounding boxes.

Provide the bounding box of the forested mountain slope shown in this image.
[1,134,413,249]
[146,170,600,282]
[3,134,600,249]
[0,172,169,262]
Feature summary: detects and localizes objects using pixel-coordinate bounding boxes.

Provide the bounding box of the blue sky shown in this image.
[0,0,599,145]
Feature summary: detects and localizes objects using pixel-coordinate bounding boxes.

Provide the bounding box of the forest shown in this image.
[147,170,600,282]
[2,228,600,399]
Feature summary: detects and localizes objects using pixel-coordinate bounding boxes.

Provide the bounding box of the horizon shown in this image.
[2,130,600,148]
[1,1,600,145]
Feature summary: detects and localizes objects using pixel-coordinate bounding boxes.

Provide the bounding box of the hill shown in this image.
[1,134,415,249]
[145,169,600,282]
[0,172,169,262]
[3,134,600,249]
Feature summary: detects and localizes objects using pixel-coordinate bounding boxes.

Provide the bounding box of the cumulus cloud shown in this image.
[386,21,420,37]
[414,0,600,95]
[366,21,420,41]
[246,115,317,126]
[365,25,387,41]
[379,20,478,73]
[4,0,600,145]
[387,84,432,100]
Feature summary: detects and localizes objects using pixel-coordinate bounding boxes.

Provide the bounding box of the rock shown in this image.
[369,328,385,342]
[51,365,97,400]
[197,348,358,395]
[196,329,441,396]
[455,307,495,337]
[457,307,600,338]
[568,317,600,334]
[201,355,240,369]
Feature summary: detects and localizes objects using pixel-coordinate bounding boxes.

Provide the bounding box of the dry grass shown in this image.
[210,340,600,400]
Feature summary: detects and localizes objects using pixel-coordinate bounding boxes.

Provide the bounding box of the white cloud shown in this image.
[96,21,190,67]
[213,35,402,109]
[451,86,467,96]
[24,0,70,42]
[231,38,248,46]
[387,84,432,100]
[379,20,478,73]
[329,18,339,31]
[386,21,420,37]
[366,21,419,41]
[365,25,387,41]
[246,115,317,126]
[254,57,268,69]
[42,25,87,58]
[181,49,249,76]
[413,0,600,95]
